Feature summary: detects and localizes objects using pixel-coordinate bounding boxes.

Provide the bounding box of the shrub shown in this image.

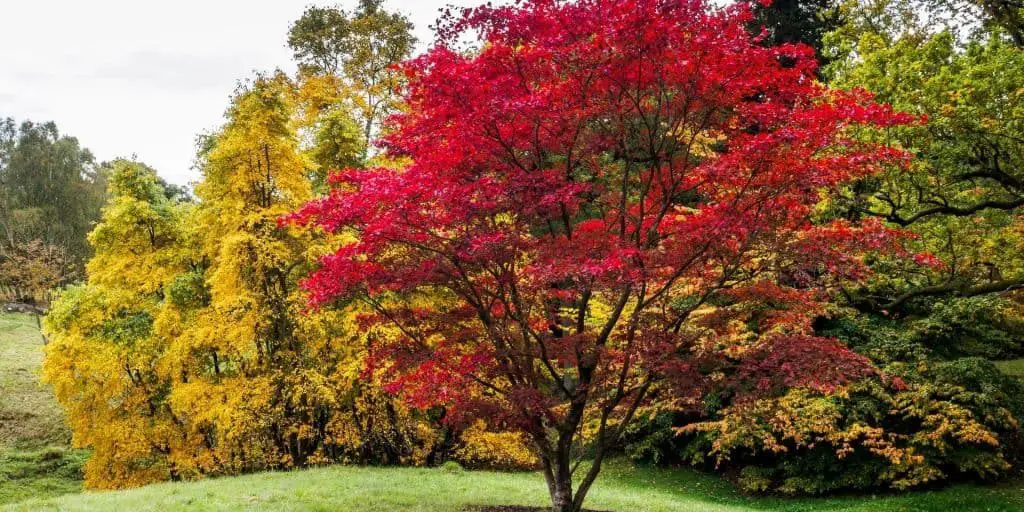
[452,421,539,471]
[683,376,1018,494]
[908,297,1024,359]
[625,308,1024,494]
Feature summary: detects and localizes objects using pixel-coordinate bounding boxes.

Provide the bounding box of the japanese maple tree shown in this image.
[288,0,914,510]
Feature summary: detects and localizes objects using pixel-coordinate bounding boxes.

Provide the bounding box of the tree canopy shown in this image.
[288,0,416,162]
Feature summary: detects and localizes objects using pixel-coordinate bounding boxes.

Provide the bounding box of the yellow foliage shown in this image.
[43,78,444,489]
[684,382,1011,492]
[454,421,540,471]
[43,160,191,488]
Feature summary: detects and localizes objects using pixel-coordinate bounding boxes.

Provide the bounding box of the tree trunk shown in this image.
[551,481,573,512]
[544,454,575,512]
[541,434,581,512]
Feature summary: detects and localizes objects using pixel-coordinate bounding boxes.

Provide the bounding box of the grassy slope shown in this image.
[5,459,1024,512]
[0,313,85,505]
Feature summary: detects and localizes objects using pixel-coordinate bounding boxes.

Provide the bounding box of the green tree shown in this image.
[825,0,1024,49]
[829,30,1024,313]
[750,0,845,64]
[926,0,1024,46]
[287,0,416,161]
[0,119,108,278]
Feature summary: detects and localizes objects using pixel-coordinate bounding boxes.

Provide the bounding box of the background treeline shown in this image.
[34,0,1024,495]
[0,119,106,304]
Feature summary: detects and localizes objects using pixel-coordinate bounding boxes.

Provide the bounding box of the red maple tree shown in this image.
[288,0,914,510]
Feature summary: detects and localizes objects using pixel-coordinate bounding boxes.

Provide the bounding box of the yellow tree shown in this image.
[159,72,433,474]
[43,160,190,488]
[45,73,532,490]
[160,72,317,472]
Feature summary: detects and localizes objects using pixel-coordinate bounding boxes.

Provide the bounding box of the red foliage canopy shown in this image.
[288,0,913,508]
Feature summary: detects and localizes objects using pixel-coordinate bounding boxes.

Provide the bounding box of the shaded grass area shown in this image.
[995,359,1024,379]
[0,447,86,505]
[5,459,1024,512]
[0,313,85,505]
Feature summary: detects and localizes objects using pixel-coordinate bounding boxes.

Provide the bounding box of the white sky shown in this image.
[0,0,498,186]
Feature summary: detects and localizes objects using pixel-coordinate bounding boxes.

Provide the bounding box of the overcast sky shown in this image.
[0,0,499,186]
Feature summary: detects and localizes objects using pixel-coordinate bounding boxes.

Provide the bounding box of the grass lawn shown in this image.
[4,459,1024,512]
[0,313,85,505]
[995,359,1024,379]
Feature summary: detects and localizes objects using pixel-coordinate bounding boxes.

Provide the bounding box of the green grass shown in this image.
[0,447,86,505]
[995,359,1024,379]
[4,459,1024,512]
[0,313,85,505]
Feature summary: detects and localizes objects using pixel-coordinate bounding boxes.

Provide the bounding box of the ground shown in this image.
[5,458,1024,512]
[0,313,85,505]
[3,311,1024,512]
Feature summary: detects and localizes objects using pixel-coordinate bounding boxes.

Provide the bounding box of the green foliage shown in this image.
[311,108,365,174]
[0,119,107,279]
[931,357,1024,418]
[287,0,415,159]
[827,28,1024,314]
[622,412,694,466]
[97,310,153,347]
[626,304,1024,494]
[911,297,1024,358]
[679,377,1019,494]
[925,0,1024,46]
[166,270,210,310]
[712,19,1024,493]
[828,297,1024,360]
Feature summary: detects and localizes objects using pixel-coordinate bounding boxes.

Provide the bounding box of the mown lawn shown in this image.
[5,459,1024,512]
[0,313,85,505]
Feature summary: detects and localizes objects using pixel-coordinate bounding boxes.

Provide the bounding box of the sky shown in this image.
[0,0,499,186]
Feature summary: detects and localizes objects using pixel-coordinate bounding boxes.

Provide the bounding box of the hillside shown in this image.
[0,313,85,505]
